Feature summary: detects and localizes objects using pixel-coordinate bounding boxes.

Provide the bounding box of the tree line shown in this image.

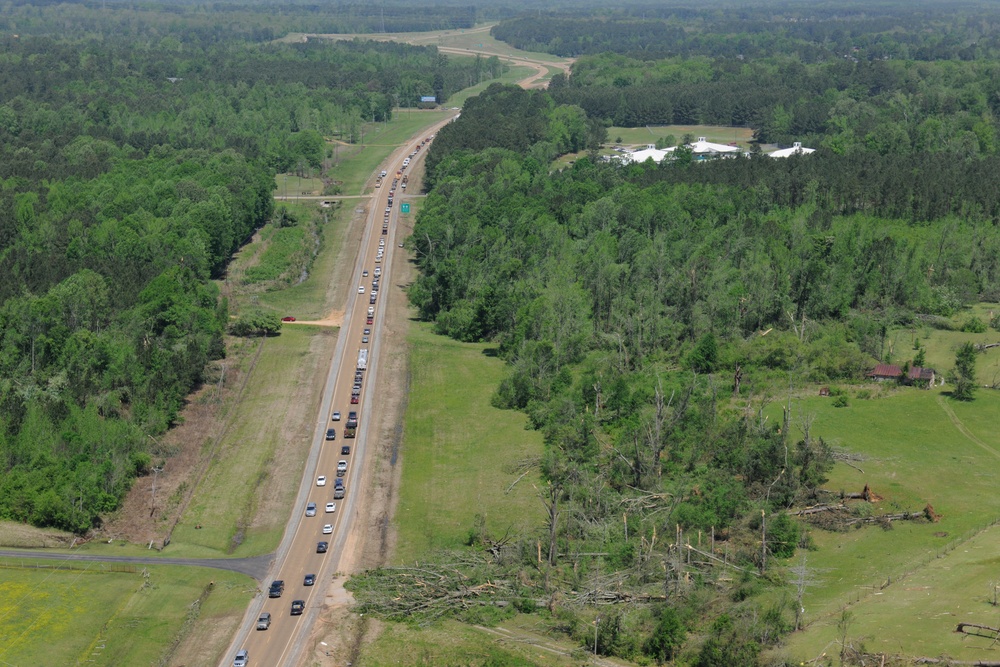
[546,52,1000,150]
[0,18,505,531]
[492,3,1000,61]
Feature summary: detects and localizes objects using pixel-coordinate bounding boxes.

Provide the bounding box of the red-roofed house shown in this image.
[867,364,935,388]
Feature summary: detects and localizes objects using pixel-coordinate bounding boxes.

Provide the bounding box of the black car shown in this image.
[325,428,336,441]
[341,445,351,455]
[317,541,328,553]
[304,573,316,586]
[290,599,305,615]
[268,580,285,598]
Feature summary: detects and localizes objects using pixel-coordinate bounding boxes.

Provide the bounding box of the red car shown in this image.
[350,395,359,404]
[281,316,296,322]
[366,316,374,325]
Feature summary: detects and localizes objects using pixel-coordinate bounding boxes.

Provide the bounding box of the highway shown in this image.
[219,115,456,667]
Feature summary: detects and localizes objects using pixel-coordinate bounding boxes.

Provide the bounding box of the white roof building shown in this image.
[768,141,815,158]
[686,136,742,155]
[622,144,671,164]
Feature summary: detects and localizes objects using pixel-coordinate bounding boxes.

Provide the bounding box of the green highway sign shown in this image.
[401,203,410,214]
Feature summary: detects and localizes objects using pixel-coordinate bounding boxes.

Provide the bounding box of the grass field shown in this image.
[447,65,537,106]
[607,124,754,148]
[359,619,596,667]
[0,560,253,666]
[764,384,1000,661]
[166,326,332,557]
[255,203,350,319]
[393,323,546,564]
[275,172,324,197]
[890,302,1000,383]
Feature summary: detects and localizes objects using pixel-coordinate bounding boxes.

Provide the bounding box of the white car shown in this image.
[358,286,365,294]
[332,411,341,421]
[379,239,385,247]
[325,502,336,513]
[322,524,333,534]
[337,460,348,473]
[316,476,327,487]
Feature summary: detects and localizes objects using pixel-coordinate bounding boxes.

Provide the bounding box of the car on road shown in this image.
[362,335,369,344]
[291,599,305,615]
[268,580,284,597]
[316,475,327,486]
[341,445,351,455]
[322,523,333,534]
[362,269,369,277]
[305,502,316,517]
[332,411,341,421]
[325,502,336,513]
[281,316,296,322]
[304,573,316,586]
[369,295,376,304]
[358,285,365,294]
[316,541,328,553]
[234,649,250,666]
[379,239,385,246]
[337,460,347,474]
[363,328,371,335]
[350,394,359,404]
[374,267,381,277]
[256,612,271,630]
[367,316,374,325]
[325,428,336,440]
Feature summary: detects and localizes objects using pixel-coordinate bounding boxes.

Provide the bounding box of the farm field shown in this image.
[392,323,547,565]
[764,384,1000,662]
[0,560,253,666]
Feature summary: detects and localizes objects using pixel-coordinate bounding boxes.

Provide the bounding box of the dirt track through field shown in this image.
[936,395,1000,460]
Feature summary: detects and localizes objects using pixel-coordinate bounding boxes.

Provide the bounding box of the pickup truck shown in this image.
[268,580,284,598]
[256,612,271,630]
[290,599,305,615]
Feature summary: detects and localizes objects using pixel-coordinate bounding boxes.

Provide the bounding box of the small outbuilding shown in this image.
[866,364,936,388]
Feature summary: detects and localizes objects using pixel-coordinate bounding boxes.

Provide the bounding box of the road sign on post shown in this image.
[401,203,410,214]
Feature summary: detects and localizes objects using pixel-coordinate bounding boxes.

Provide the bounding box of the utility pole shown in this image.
[760,510,767,573]
[150,466,163,517]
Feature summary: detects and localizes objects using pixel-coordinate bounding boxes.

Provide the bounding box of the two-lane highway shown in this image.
[220,116,454,667]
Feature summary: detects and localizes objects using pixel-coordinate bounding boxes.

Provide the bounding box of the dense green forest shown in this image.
[547,53,1000,149]
[370,79,1000,662]
[0,7,503,531]
[492,3,1000,60]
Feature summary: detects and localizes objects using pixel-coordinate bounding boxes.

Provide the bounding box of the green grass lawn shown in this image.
[0,560,253,666]
[607,124,754,148]
[770,386,1000,661]
[275,172,324,197]
[447,65,537,107]
[393,323,546,564]
[359,619,586,667]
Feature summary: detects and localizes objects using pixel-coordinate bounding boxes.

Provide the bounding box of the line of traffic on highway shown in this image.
[229,131,436,667]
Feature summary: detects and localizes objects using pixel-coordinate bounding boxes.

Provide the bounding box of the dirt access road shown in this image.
[300,23,573,90]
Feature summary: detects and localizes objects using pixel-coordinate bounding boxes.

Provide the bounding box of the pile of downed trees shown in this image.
[792,485,940,530]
